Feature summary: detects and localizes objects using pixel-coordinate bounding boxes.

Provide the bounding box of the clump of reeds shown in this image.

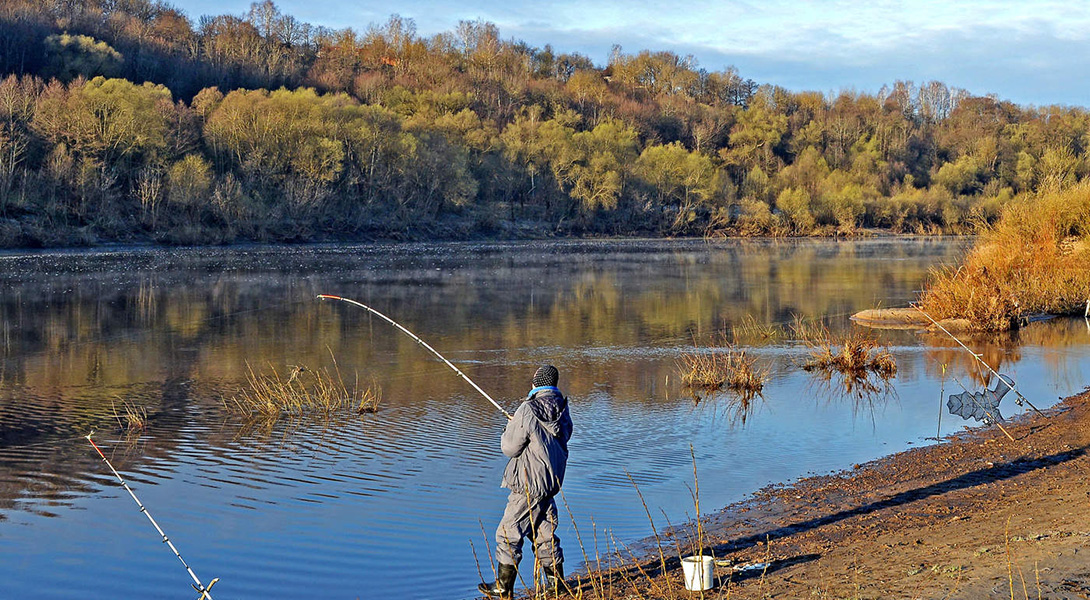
[795,319,899,389]
[224,359,381,421]
[920,183,1090,331]
[678,345,767,396]
[803,332,897,377]
[679,350,726,390]
[725,352,767,394]
[871,349,897,379]
[356,382,381,414]
[112,397,149,431]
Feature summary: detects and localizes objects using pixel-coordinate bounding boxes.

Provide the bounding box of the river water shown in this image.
[1,239,1087,599]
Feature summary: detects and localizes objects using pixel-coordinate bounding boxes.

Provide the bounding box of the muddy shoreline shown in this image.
[641,387,1090,598]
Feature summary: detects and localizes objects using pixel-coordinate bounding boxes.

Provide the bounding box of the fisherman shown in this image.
[479,365,574,598]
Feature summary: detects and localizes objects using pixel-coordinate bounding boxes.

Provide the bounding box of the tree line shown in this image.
[0,0,1088,246]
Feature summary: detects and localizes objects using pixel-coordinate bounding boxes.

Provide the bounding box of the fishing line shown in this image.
[317,294,513,420]
[912,304,1045,417]
[0,433,93,450]
[85,432,219,600]
[644,308,866,348]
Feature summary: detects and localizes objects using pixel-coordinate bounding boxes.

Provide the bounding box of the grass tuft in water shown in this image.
[797,322,898,381]
[678,343,767,396]
[224,357,381,421]
[355,382,382,415]
[112,398,149,431]
[871,348,898,379]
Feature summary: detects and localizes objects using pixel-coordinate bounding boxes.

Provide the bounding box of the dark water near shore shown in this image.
[1,239,1088,599]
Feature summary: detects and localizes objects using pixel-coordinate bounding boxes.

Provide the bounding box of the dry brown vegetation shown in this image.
[678,344,767,396]
[224,360,380,422]
[802,333,897,379]
[111,397,148,431]
[794,319,898,387]
[920,183,1090,331]
[678,329,772,423]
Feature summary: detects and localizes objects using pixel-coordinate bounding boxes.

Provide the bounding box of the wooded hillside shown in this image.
[1,0,1086,245]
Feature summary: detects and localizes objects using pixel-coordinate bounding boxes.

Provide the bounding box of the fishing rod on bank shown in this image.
[911,304,1046,418]
[85,433,219,600]
[316,294,513,420]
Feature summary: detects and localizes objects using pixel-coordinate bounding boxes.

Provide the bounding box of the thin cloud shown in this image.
[174,0,1090,106]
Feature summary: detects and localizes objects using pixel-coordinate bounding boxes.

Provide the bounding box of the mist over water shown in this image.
[1,239,1087,599]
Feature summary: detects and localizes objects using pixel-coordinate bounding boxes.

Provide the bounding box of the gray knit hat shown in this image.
[532,365,559,388]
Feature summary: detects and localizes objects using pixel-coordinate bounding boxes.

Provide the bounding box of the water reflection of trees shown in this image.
[921,318,1089,389]
[922,333,1021,387]
[1,241,961,386]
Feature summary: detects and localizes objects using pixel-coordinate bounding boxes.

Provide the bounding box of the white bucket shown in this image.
[681,555,715,591]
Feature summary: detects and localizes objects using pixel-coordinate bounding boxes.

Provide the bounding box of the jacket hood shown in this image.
[528,388,567,438]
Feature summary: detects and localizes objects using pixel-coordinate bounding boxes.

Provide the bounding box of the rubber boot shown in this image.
[542,564,572,595]
[479,563,517,598]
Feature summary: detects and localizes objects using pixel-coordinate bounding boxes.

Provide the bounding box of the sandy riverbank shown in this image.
[638,387,1090,599]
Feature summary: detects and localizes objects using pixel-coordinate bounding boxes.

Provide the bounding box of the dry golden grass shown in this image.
[920,183,1090,331]
[724,351,767,394]
[679,349,727,390]
[355,384,382,414]
[678,343,767,396]
[112,397,148,431]
[224,359,381,421]
[796,322,898,381]
[871,349,897,379]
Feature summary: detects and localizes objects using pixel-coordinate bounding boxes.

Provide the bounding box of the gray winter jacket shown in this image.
[500,387,573,499]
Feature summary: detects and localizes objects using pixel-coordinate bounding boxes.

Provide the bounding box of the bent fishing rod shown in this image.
[317,294,513,420]
[86,433,219,600]
[912,304,1045,417]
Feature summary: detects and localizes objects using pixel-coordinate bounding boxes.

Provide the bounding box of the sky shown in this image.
[175,0,1090,108]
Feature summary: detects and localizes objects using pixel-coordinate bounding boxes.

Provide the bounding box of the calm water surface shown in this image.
[1,239,1088,599]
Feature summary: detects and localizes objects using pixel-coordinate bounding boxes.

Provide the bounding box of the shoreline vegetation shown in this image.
[855,183,1090,332]
[2,3,1090,248]
[918,183,1090,331]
